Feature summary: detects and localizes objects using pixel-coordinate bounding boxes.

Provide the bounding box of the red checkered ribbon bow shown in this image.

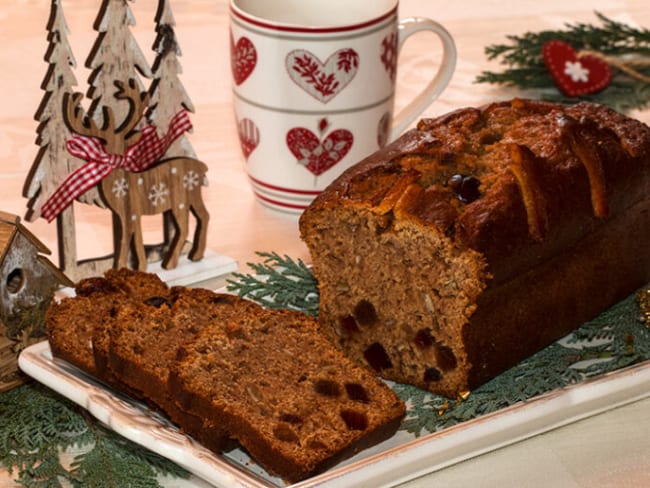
[40,110,192,222]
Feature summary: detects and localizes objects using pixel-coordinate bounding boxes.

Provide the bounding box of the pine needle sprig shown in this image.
[476,12,650,111]
[227,251,319,316]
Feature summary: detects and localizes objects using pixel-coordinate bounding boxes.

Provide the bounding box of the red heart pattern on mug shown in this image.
[542,40,612,97]
[287,124,353,176]
[237,118,260,160]
[380,32,398,81]
[286,49,359,103]
[377,112,391,148]
[231,33,257,85]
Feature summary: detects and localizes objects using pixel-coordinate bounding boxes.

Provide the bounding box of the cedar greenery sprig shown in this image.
[475,12,650,111]
[227,251,319,316]
[0,382,188,487]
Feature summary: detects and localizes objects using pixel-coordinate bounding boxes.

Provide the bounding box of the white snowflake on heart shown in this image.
[564,60,589,83]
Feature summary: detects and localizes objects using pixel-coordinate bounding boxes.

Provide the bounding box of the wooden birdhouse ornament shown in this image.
[0,211,72,391]
[24,0,214,281]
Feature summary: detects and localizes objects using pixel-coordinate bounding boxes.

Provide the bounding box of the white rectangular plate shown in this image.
[19,341,650,487]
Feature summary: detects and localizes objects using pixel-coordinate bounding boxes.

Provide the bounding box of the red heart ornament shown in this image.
[542,40,612,97]
[286,126,353,176]
[231,33,257,85]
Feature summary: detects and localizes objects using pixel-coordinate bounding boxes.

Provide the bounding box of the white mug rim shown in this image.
[230,0,399,33]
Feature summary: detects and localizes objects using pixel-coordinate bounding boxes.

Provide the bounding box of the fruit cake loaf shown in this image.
[168,308,406,482]
[299,98,650,398]
[46,268,170,380]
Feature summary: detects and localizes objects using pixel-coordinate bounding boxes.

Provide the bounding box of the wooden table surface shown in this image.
[1,0,649,486]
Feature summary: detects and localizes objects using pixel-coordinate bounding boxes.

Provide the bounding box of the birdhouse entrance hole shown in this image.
[6,268,25,294]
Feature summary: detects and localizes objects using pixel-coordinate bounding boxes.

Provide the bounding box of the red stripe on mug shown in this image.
[253,191,310,211]
[249,175,322,196]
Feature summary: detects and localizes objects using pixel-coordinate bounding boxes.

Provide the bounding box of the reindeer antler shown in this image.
[62,78,150,155]
[114,78,150,149]
[63,91,116,146]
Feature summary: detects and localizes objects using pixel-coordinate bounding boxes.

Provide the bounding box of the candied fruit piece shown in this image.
[76,277,119,296]
[363,342,392,371]
[273,424,299,443]
[414,328,435,348]
[339,315,360,333]
[354,300,378,326]
[448,174,481,203]
[279,413,303,425]
[308,439,328,450]
[340,409,368,431]
[423,367,442,382]
[345,383,370,403]
[144,296,172,308]
[435,343,458,371]
[205,295,235,306]
[314,379,341,397]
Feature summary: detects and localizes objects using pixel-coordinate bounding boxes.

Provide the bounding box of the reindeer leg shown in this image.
[131,215,147,271]
[189,199,209,261]
[111,212,131,269]
[163,208,188,269]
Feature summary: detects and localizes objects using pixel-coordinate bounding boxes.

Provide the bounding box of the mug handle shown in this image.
[390,18,457,140]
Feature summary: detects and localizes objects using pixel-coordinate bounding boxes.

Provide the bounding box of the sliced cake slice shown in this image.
[169,308,406,482]
[46,268,170,380]
[106,287,261,450]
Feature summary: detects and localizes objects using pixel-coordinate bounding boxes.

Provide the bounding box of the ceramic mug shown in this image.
[230,0,456,212]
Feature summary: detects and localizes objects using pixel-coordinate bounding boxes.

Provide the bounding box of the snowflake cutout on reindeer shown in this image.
[148,182,169,206]
[111,177,129,198]
[183,170,201,190]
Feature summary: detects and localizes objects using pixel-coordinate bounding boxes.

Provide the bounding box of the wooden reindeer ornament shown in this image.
[43,78,209,270]
[26,0,224,281]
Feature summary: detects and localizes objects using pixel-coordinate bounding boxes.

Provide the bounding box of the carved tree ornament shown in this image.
[25,0,209,279]
[24,0,81,276]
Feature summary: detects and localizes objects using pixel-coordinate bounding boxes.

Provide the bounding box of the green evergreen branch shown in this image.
[227,251,319,316]
[476,12,650,112]
[0,383,188,487]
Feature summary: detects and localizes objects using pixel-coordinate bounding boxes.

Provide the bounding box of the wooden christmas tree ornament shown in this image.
[25,0,217,281]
